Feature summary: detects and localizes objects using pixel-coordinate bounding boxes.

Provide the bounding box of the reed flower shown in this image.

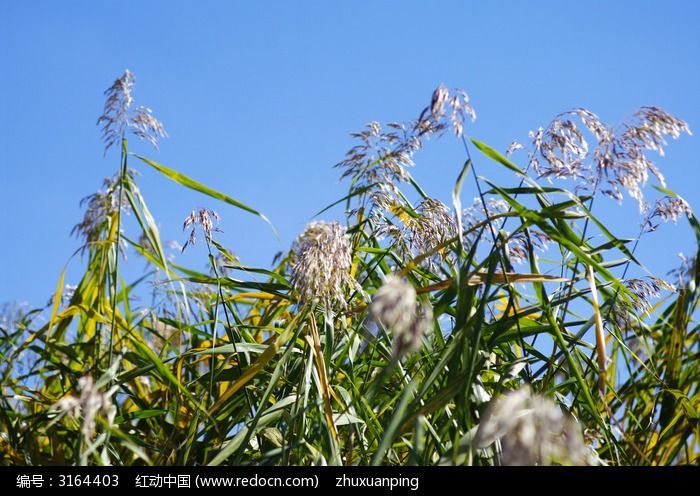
[528,107,690,211]
[97,69,135,151]
[407,198,457,258]
[501,230,551,265]
[291,221,357,308]
[475,386,596,465]
[336,85,475,204]
[647,196,692,228]
[668,252,696,288]
[97,69,168,153]
[528,112,594,182]
[336,120,419,197]
[369,277,417,334]
[369,276,433,359]
[375,197,457,269]
[71,171,135,253]
[181,208,221,252]
[130,106,168,150]
[624,276,673,315]
[392,302,432,360]
[419,84,476,138]
[506,141,524,156]
[462,198,550,265]
[53,376,117,438]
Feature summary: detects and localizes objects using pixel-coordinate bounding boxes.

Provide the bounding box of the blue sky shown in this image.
[1,0,699,307]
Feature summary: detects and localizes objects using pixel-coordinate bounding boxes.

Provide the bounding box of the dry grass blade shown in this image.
[307,317,339,442]
[418,272,570,293]
[587,265,607,393]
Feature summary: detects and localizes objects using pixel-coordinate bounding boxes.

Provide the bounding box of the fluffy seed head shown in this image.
[53,376,117,438]
[392,302,432,360]
[648,196,692,228]
[375,197,457,269]
[291,221,356,308]
[421,84,476,137]
[411,198,457,252]
[370,277,418,336]
[475,386,596,466]
[369,276,433,359]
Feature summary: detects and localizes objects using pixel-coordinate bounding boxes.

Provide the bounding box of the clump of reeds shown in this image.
[0,73,696,469]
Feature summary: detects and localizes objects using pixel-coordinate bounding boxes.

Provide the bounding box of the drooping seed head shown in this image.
[71,171,135,254]
[336,85,475,208]
[369,276,417,336]
[624,276,674,315]
[97,70,135,152]
[528,107,690,212]
[420,84,476,138]
[181,208,221,252]
[430,84,450,120]
[506,141,524,156]
[97,69,168,153]
[369,276,433,359]
[130,106,168,150]
[647,196,692,227]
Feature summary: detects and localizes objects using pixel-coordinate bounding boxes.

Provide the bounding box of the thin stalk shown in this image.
[107,138,128,373]
[204,237,261,454]
[460,136,530,377]
[540,176,601,390]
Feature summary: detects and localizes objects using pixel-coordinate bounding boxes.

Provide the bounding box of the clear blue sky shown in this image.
[2,0,699,307]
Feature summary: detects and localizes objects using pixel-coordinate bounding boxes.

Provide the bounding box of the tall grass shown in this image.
[0,73,697,466]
